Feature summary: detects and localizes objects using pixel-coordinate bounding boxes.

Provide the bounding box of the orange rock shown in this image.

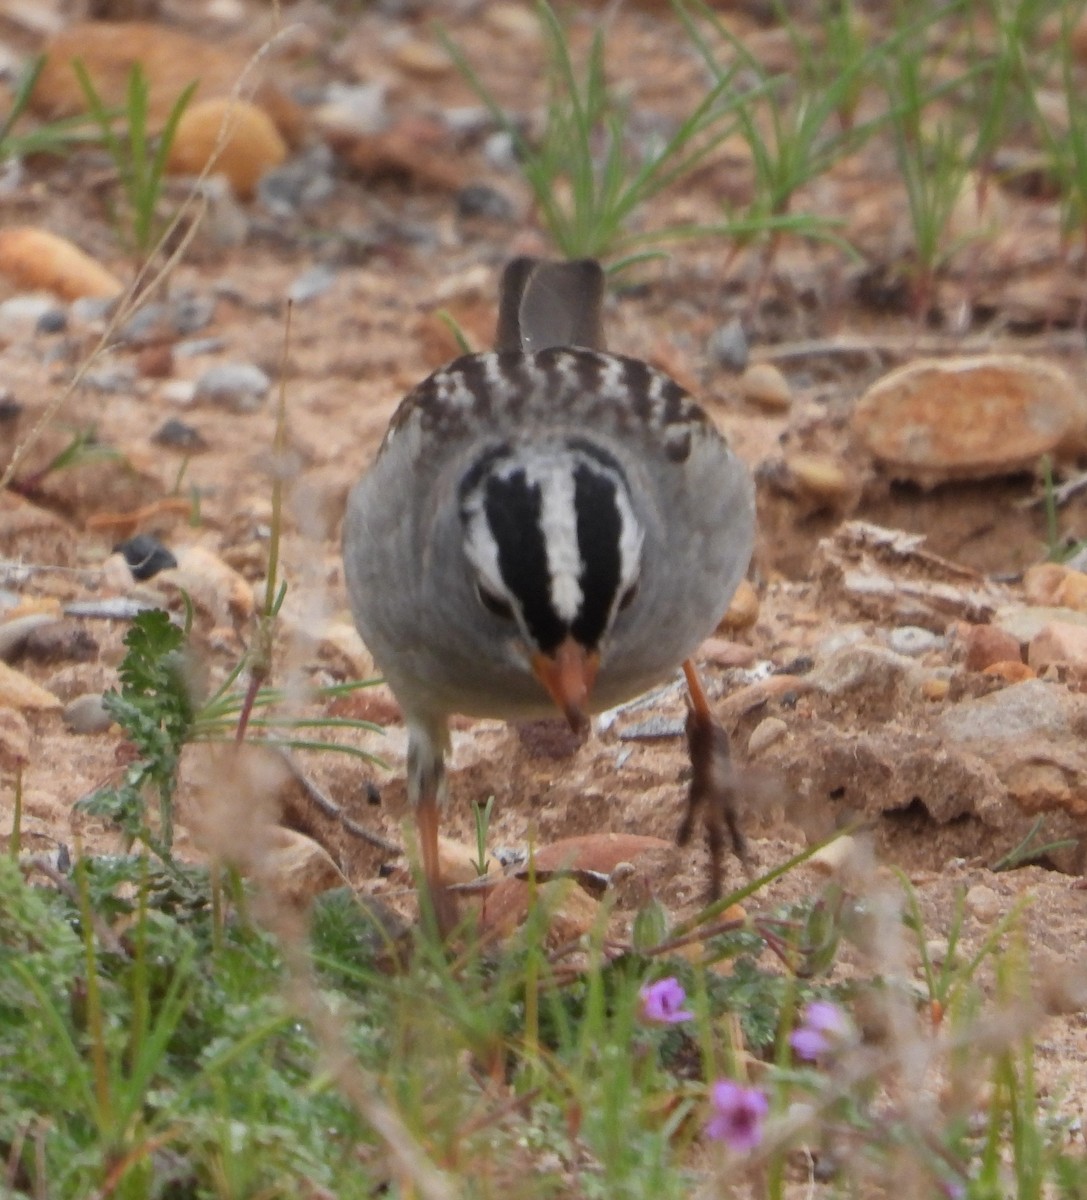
[167,98,287,199]
[0,227,123,300]
[1023,561,1069,606]
[963,623,1023,671]
[852,356,1087,481]
[981,660,1036,683]
[1055,569,1087,614]
[31,21,303,143]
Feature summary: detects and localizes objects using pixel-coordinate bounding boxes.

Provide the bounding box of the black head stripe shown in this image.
[569,463,622,648]
[483,471,566,653]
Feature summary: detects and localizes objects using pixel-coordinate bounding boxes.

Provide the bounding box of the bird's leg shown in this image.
[678,659,748,902]
[407,721,458,938]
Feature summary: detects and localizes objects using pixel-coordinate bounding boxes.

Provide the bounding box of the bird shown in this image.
[343,257,756,933]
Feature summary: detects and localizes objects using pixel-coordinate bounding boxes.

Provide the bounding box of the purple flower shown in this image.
[638,977,694,1024]
[789,1000,851,1061]
[705,1080,769,1152]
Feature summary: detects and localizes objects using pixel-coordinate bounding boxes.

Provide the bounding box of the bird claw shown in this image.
[678,698,748,903]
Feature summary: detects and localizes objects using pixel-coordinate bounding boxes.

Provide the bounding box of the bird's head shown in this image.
[458,437,644,729]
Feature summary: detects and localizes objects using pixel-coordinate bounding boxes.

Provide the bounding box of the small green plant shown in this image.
[441,0,751,268]
[0,55,105,161]
[73,60,196,272]
[680,0,873,298]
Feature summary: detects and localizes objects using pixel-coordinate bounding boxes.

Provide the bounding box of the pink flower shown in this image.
[789,1000,851,1062]
[705,1080,769,1152]
[638,977,694,1024]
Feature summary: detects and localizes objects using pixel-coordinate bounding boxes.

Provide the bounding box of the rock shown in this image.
[0,613,60,663]
[63,692,113,734]
[455,183,516,222]
[31,21,303,144]
[748,716,787,756]
[964,884,1001,923]
[925,937,950,966]
[808,833,860,875]
[852,356,1087,482]
[257,145,335,216]
[151,544,254,626]
[481,877,602,944]
[21,621,98,665]
[262,827,349,908]
[287,264,336,304]
[707,319,749,371]
[194,362,270,411]
[115,533,178,581]
[963,623,1023,671]
[739,361,791,409]
[313,81,388,138]
[168,98,288,200]
[921,676,950,700]
[1023,562,1068,606]
[0,661,61,710]
[787,454,852,505]
[0,708,32,772]
[1028,622,1087,675]
[981,661,1035,684]
[816,521,1011,630]
[887,625,941,658]
[810,642,920,701]
[1056,570,1087,614]
[0,227,123,300]
[435,836,499,887]
[718,578,759,632]
[392,39,453,78]
[152,418,207,451]
[0,293,63,340]
[995,604,1087,644]
[938,679,1087,828]
[698,637,758,669]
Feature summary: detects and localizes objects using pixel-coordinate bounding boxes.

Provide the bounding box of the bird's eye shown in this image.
[617,583,638,612]
[478,583,515,621]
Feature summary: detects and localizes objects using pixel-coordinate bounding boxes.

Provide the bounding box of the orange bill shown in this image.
[532,636,599,733]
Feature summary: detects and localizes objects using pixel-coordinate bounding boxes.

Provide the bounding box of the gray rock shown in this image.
[707,318,749,371]
[63,693,113,734]
[456,184,515,222]
[0,293,63,339]
[288,264,337,304]
[194,362,270,411]
[887,625,942,657]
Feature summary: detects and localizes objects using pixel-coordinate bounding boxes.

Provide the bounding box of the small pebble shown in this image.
[63,692,113,734]
[706,318,749,371]
[0,613,59,662]
[152,420,207,451]
[0,293,62,338]
[483,130,519,171]
[618,715,686,741]
[456,183,516,222]
[787,453,851,503]
[965,883,1001,923]
[748,716,787,756]
[160,380,198,406]
[921,676,950,701]
[288,264,337,304]
[925,938,950,966]
[36,307,68,334]
[70,295,117,325]
[258,150,335,217]
[809,834,859,875]
[740,361,791,410]
[888,625,941,657]
[194,362,270,411]
[114,534,178,581]
[83,364,136,393]
[175,337,226,357]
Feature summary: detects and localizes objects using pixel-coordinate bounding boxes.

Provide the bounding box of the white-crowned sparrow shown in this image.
[343,258,755,930]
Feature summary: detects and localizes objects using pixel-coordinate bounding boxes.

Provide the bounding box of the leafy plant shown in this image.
[80,606,383,857]
[73,60,196,271]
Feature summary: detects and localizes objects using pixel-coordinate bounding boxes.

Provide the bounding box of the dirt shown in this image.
[1,0,1087,1140]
